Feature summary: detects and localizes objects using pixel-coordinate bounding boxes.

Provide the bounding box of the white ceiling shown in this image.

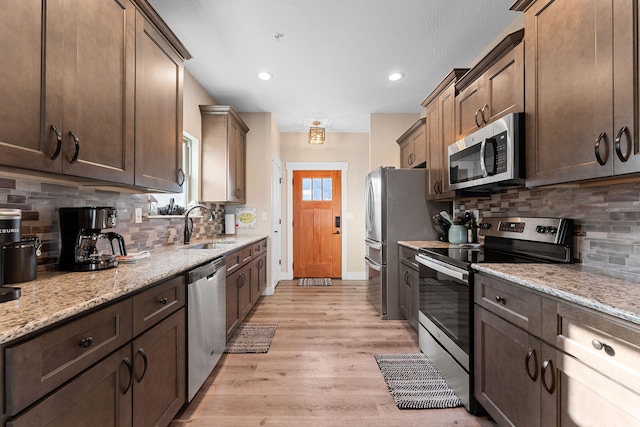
[149,0,521,133]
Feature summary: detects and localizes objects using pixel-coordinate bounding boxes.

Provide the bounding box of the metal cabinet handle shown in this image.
[541,358,555,394]
[50,125,63,160]
[495,296,507,305]
[592,339,616,356]
[177,168,185,186]
[525,347,538,381]
[79,336,93,348]
[69,131,80,164]
[239,272,246,287]
[474,108,483,127]
[481,104,489,124]
[159,297,168,305]
[136,348,148,383]
[122,357,133,394]
[614,126,631,162]
[594,132,608,166]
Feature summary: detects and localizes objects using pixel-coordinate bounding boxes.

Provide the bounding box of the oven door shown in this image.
[416,254,471,370]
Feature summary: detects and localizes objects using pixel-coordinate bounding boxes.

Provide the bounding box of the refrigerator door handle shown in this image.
[365,238,382,250]
[364,256,382,271]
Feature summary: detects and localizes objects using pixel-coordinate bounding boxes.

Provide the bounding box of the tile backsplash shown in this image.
[454,179,640,279]
[0,176,226,271]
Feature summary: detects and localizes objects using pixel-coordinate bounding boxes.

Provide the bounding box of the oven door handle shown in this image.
[416,254,468,282]
[364,256,382,272]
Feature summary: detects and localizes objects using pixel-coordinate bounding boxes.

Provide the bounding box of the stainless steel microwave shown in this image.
[448,112,524,192]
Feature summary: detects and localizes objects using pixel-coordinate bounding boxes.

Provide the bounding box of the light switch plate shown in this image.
[135,208,143,223]
[261,212,268,220]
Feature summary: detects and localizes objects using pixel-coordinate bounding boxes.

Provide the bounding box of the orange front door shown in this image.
[293,170,342,278]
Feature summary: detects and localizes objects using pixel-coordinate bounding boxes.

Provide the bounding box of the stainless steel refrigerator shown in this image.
[364,166,449,319]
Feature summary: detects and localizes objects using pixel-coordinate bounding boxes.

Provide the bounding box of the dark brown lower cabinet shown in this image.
[6,346,133,427]
[475,272,640,426]
[132,309,185,427]
[225,239,268,341]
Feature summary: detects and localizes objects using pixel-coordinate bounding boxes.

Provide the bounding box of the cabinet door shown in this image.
[132,309,185,427]
[6,346,133,427]
[425,97,441,199]
[408,266,419,330]
[226,269,241,341]
[439,84,458,196]
[523,0,629,186]
[456,79,484,139]
[226,264,251,340]
[0,1,61,172]
[540,342,640,427]
[399,140,413,168]
[398,262,411,321]
[134,12,184,192]
[482,43,524,127]
[411,124,426,167]
[60,0,135,183]
[234,120,247,203]
[475,306,541,427]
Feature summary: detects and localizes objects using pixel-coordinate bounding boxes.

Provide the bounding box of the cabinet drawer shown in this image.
[225,245,253,276]
[5,299,133,416]
[132,275,185,337]
[474,273,542,337]
[399,246,419,270]
[546,299,640,393]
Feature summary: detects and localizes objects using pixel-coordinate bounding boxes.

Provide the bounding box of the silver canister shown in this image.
[0,209,21,286]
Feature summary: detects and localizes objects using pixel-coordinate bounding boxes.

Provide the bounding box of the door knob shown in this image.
[333,231,341,235]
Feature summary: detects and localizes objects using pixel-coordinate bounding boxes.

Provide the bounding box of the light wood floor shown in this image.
[171,280,496,427]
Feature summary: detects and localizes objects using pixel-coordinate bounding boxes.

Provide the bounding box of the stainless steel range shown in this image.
[416,216,573,414]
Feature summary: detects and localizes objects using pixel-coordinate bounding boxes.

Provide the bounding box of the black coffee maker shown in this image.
[59,207,127,271]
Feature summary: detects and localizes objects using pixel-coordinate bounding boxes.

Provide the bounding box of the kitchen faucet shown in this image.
[183,204,214,244]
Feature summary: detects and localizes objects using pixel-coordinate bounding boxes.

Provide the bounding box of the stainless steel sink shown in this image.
[185,243,218,250]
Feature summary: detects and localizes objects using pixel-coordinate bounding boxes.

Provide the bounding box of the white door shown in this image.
[271,156,282,287]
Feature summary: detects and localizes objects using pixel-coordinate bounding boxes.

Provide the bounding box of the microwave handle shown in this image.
[480,139,488,178]
[480,137,498,177]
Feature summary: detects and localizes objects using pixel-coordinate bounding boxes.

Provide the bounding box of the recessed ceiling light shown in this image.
[258,72,273,81]
[388,72,404,81]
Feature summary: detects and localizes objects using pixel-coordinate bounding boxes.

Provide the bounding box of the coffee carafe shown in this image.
[59,207,127,271]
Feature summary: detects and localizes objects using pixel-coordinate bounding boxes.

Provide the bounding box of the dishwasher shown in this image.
[186,256,226,401]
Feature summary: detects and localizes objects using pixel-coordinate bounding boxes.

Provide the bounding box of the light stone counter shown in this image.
[397,240,451,250]
[0,235,266,345]
[474,263,640,327]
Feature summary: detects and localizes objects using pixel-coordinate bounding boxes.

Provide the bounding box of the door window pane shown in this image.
[313,178,322,200]
[323,178,332,200]
[302,178,312,200]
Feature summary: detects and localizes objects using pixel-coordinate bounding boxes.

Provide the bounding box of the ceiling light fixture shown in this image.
[258,72,273,81]
[388,72,404,81]
[308,121,325,145]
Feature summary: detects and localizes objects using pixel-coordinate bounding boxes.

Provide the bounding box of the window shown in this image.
[302,177,332,201]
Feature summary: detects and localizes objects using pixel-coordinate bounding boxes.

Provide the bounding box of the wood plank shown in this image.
[171,280,496,426]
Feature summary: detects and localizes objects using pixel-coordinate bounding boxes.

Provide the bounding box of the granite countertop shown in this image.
[398,240,451,250]
[474,263,640,327]
[0,235,266,345]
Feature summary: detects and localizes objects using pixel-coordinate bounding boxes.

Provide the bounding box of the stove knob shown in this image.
[546,226,558,235]
[479,222,491,230]
[536,225,546,234]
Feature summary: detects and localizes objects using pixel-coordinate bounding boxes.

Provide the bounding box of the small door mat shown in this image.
[297,278,332,286]
[225,323,277,354]
[375,354,462,410]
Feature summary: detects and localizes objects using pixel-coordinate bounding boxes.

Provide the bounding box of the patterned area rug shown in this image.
[225,323,277,354]
[297,278,332,286]
[375,354,462,409]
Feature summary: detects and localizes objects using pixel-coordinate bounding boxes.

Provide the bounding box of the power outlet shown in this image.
[135,208,143,223]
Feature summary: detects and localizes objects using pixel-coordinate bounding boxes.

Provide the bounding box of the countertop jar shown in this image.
[448,224,467,244]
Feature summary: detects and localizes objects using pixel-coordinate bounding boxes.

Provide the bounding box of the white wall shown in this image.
[183,70,216,142]
[369,113,420,171]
